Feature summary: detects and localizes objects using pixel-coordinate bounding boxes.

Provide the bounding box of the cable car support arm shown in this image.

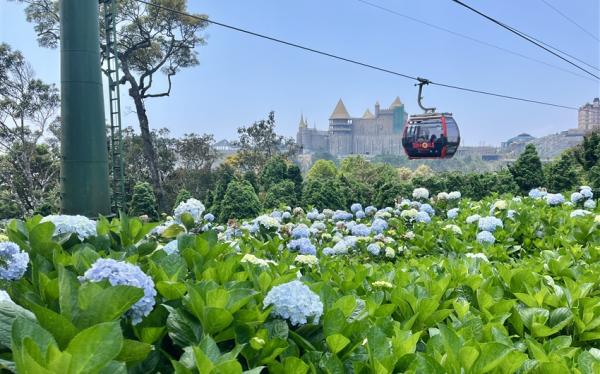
[416,77,436,113]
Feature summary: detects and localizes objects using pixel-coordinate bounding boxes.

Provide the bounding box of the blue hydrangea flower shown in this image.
[584,199,596,209]
[365,206,377,216]
[351,224,371,237]
[203,213,215,222]
[162,240,178,255]
[447,208,459,219]
[306,210,319,221]
[355,210,366,219]
[371,218,388,234]
[528,188,547,199]
[322,247,335,256]
[282,212,292,220]
[476,231,495,244]
[507,210,517,219]
[478,216,503,232]
[419,204,435,216]
[81,259,156,325]
[332,211,353,221]
[263,280,323,326]
[350,203,363,213]
[174,198,205,224]
[271,211,283,220]
[571,192,584,203]
[581,187,593,199]
[545,193,565,206]
[367,243,381,256]
[41,215,96,241]
[288,238,316,255]
[415,211,431,223]
[292,224,310,239]
[0,242,29,281]
[448,191,461,200]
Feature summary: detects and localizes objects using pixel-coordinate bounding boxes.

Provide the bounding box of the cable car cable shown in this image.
[539,0,599,43]
[449,0,600,79]
[356,0,596,82]
[132,0,588,112]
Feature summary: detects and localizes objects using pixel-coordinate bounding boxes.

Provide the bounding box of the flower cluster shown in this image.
[294,254,318,266]
[447,208,459,219]
[41,215,96,241]
[476,230,496,245]
[545,193,565,206]
[81,259,156,325]
[291,224,310,239]
[0,242,29,281]
[263,280,323,326]
[288,238,316,255]
[528,188,548,199]
[477,216,503,232]
[255,215,281,230]
[174,198,206,224]
[241,254,276,267]
[412,188,429,200]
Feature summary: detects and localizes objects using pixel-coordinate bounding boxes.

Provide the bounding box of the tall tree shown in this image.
[545,152,579,192]
[0,43,60,214]
[10,0,209,209]
[233,112,300,173]
[508,144,545,193]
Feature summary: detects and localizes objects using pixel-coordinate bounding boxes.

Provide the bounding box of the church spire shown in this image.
[329,99,351,120]
[298,114,307,128]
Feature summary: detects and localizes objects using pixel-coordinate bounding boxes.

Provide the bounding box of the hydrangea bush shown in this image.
[1,186,600,372]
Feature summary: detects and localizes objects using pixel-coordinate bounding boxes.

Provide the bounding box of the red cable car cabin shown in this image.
[402,113,460,159]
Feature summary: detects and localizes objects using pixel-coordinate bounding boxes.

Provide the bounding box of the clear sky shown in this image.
[1,0,599,146]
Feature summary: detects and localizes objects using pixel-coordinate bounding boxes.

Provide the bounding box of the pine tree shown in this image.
[286,164,304,201]
[545,152,579,192]
[219,179,262,222]
[508,144,545,193]
[129,182,159,220]
[264,180,297,208]
[259,156,288,191]
[173,189,192,210]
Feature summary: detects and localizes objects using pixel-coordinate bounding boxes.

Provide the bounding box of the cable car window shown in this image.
[445,117,460,142]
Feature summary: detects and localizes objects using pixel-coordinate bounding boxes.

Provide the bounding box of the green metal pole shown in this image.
[60,0,111,216]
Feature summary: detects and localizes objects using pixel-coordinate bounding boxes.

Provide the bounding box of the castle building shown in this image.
[579,98,600,131]
[297,97,408,156]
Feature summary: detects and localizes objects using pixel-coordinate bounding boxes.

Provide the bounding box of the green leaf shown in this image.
[326,334,350,354]
[470,343,514,373]
[28,303,78,350]
[215,359,243,374]
[75,283,143,328]
[332,295,357,319]
[282,357,309,374]
[65,322,123,374]
[156,281,187,300]
[165,305,202,347]
[116,339,153,363]
[58,266,79,321]
[0,300,35,349]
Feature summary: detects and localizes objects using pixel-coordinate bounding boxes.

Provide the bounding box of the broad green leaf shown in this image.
[65,322,123,374]
[326,333,350,354]
[470,343,514,373]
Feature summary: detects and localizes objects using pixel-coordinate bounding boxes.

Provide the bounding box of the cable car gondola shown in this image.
[402,78,460,159]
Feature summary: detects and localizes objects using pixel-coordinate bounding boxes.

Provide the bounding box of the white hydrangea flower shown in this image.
[412,188,430,200]
[444,224,462,235]
[294,255,319,266]
[385,247,396,258]
[465,253,489,262]
[240,254,276,267]
[41,215,96,241]
[174,198,205,224]
[448,191,462,200]
[255,215,281,230]
[437,192,449,200]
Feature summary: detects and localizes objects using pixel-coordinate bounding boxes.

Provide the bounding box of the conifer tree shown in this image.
[508,144,545,193]
[129,182,159,220]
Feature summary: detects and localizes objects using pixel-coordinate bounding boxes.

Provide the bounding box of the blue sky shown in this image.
[1,0,599,146]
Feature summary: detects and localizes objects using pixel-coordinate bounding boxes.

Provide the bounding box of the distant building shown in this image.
[579,98,600,131]
[213,139,238,152]
[501,133,535,153]
[297,97,408,156]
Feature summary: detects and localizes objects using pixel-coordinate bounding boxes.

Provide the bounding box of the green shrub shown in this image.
[129,182,159,220]
[303,178,345,211]
[173,189,192,209]
[219,179,262,221]
[264,180,297,209]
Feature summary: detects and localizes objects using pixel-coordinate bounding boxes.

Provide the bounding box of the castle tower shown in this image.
[374,101,380,117]
[328,99,353,155]
[390,96,406,133]
[296,114,308,149]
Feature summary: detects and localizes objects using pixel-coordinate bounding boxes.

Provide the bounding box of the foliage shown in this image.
[286,164,303,200]
[545,152,580,192]
[129,182,159,220]
[306,159,337,181]
[173,189,192,210]
[303,178,345,211]
[264,180,297,209]
[0,43,60,215]
[1,187,600,372]
[233,112,300,173]
[219,179,262,221]
[259,156,288,192]
[509,144,546,193]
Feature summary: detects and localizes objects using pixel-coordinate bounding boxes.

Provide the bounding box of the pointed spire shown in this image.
[329,99,351,120]
[362,108,375,119]
[298,114,307,128]
[390,96,403,108]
